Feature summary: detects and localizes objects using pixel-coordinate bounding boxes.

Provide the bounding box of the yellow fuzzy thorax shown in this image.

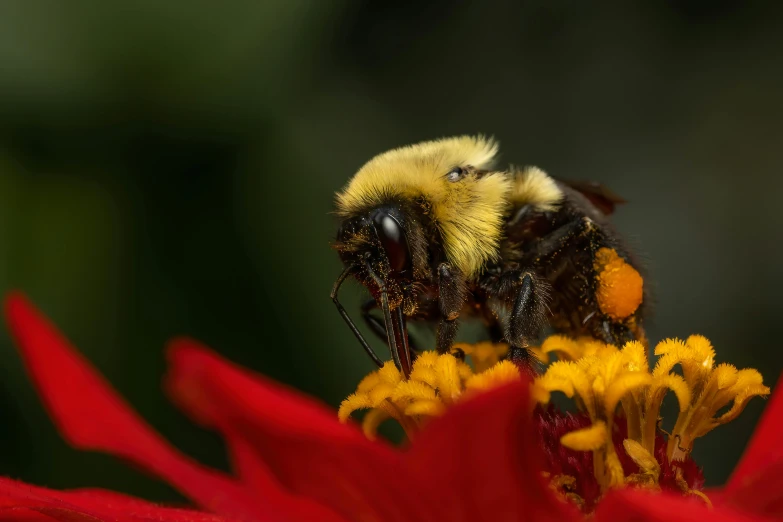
[336,136,558,278]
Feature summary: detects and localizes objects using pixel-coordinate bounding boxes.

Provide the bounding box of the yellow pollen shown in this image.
[545,473,585,510]
[623,439,660,483]
[593,247,644,320]
[338,344,520,438]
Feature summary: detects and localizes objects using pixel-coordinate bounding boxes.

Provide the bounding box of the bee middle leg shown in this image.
[521,215,640,345]
[481,270,549,367]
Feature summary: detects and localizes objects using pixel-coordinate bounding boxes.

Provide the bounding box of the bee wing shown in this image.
[555,178,627,215]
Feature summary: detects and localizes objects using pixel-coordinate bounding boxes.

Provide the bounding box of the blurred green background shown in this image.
[0,0,781,500]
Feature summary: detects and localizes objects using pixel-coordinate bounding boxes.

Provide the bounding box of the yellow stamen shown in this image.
[674,467,713,508]
[667,348,769,461]
[343,334,769,509]
[532,333,770,493]
[339,343,521,438]
[540,335,584,361]
[561,421,608,451]
[623,439,660,480]
[338,393,373,423]
[390,380,438,403]
[465,360,521,393]
[361,408,390,440]
[434,354,463,403]
[534,343,653,491]
[403,399,445,417]
[452,341,509,372]
[690,489,713,509]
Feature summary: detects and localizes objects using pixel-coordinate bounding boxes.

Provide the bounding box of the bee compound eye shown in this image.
[373,213,411,274]
[446,166,465,182]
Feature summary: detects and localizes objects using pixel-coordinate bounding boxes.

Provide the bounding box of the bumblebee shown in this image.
[331,136,645,377]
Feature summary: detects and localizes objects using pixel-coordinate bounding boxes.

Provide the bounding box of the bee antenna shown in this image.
[331,263,383,368]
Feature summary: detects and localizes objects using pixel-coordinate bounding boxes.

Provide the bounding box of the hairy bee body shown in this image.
[332,136,645,376]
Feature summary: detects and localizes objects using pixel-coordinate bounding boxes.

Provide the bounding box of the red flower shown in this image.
[2,292,782,521]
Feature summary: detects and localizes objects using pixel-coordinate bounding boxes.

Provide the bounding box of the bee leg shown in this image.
[483,270,548,370]
[361,299,422,353]
[598,319,636,346]
[524,217,645,345]
[436,263,467,354]
[506,273,548,363]
[523,216,598,260]
[436,318,460,355]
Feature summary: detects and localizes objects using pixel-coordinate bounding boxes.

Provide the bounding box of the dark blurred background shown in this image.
[0,0,781,499]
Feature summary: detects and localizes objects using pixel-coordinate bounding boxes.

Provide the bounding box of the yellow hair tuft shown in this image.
[509,166,563,211]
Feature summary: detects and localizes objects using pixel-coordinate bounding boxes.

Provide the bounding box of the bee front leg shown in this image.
[436,263,467,354]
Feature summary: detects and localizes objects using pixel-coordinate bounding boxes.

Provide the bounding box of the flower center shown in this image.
[338,342,525,439]
[535,405,704,512]
[339,335,770,513]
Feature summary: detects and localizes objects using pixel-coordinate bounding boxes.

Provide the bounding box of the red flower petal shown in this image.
[597,488,767,522]
[167,340,582,522]
[722,372,783,516]
[405,381,581,522]
[166,339,418,522]
[728,372,783,481]
[722,462,783,518]
[0,477,234,522]
[3,292,331,522]
[165,338,368,442]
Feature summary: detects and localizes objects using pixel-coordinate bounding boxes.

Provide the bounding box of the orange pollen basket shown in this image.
[593,247,644,320]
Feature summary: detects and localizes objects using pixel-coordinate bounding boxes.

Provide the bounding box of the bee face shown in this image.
[336,206,415,306]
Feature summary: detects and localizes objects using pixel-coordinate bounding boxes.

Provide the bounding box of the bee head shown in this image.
[335,136,512,279]
[335,205,418,308]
